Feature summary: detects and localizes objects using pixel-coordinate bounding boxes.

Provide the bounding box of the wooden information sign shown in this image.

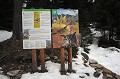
[22,9,80,74]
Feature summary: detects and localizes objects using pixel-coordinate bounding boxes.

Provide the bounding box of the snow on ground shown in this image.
[0,29,120,79]
[89,44,120,75]
[88,28,120,75]
[21,53,102,79]
[0,30,12,42]
[0,75,9,79]
[88,38,120,75]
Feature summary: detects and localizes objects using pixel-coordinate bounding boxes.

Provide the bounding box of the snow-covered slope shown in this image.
[88,28,120,75]
[0,30,12,42]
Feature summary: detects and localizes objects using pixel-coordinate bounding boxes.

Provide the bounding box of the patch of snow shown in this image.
[92,0,95,2]
[7,70,20,76]
[0,75,9,79]
[0,67,3,74]
[0,67,2,70]
[0,30,12,42]
[90,28,102,37]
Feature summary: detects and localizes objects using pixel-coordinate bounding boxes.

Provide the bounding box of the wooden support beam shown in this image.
[32,49,37,72]
[40,49,46,72]
[68,47,72,72]
[60,47,66,75]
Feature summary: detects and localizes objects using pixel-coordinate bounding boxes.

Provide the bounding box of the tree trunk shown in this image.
[109,26,113,44]
[0,0,23,52]
[12,0,23,40]
[0,0,32,63]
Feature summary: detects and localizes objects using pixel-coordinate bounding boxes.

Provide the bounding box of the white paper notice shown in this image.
[22,9,51,49]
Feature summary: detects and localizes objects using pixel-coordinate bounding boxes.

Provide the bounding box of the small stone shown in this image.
[115,74,120,79]
[85,73,90,76]
[0,67,2,70]
[95,68,102,73]
[102,68,113,74]
[106,74,113,78]
[84,63,89,67]
[75,63,79,65]
[89,59,98,64]
[90,64,103,69]
[93,71,101,78]
[79,75,85,78]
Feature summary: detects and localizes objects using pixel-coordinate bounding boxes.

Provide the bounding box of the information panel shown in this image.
[22,9,51,49]
[52,9,80,48]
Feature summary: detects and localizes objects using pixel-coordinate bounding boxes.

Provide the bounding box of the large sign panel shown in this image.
[52,9,80,48]
[22,9,51,49]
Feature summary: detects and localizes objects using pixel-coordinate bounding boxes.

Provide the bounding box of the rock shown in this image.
[83,63,89,67]
[105,74,113,78]
[84,48,90,54]
[95,68,102,73]
[89,64,103,69]
[79,75,85,78]
[102,68,113,74]
[85,73,90,76]
[89,59,98,64]
[115,74,120,79]
[81,53,89,61]
[101,68,120,79]
[75,63,79,65]
[93,71,101,78]
[81,53,89,64]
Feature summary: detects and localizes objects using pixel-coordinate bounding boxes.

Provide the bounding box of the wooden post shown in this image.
[40,49,46,72]
[32,49,37,72]
[60,47,66,75]
[68,47,73,72]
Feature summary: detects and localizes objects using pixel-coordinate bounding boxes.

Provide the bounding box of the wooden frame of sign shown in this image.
[32,49,37,72]
[31,47,74,74]
[60,47,66,75]
[60,46,75,74]
[32,49,47,72]
[68,47,73,72]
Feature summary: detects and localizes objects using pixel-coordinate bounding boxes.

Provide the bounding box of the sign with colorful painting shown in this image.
[52,9,80,48]
[22,9,51,49]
